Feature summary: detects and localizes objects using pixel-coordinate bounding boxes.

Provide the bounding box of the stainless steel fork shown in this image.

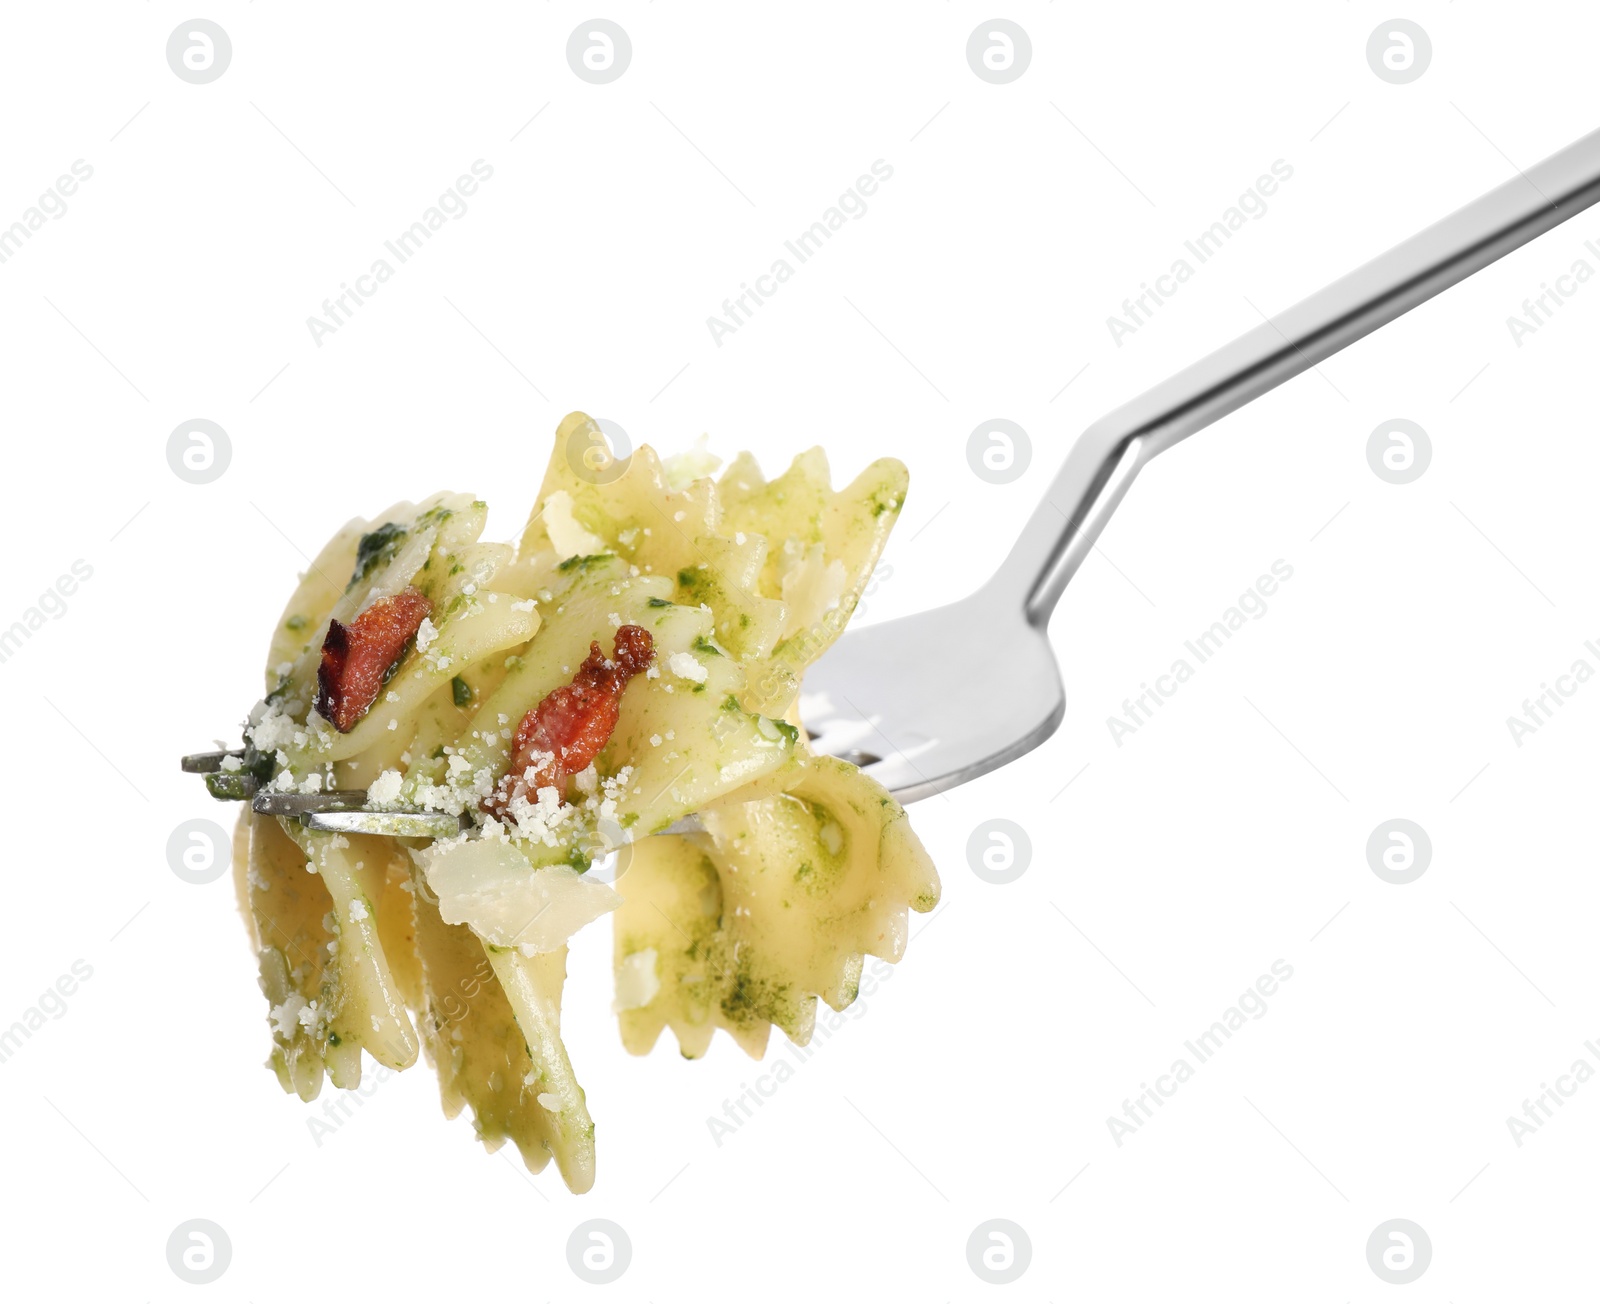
[802,126,1600,801]
[190,127,1600,825]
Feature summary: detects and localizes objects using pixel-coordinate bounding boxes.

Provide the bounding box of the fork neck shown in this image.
[1002,123,1600,629]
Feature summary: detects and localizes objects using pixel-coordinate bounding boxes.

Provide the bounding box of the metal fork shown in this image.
[800,126,1600,802]
[180,749,468,837]
[180,748,690,838]
[186,127,1600,824]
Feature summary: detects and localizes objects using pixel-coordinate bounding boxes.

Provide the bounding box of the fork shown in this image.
[179,749,469,836]
[186,127,1600,825]
[800,127,1600,801]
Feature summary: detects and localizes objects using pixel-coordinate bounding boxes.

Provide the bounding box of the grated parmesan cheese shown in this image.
[368,770,404,804]
[667,652,706,684]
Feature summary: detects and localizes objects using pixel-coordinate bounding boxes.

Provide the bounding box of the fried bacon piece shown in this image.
[486,625,655,814]
[315,587,433,732]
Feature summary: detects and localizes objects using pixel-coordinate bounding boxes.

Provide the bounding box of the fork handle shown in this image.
[1008,125,1600,626]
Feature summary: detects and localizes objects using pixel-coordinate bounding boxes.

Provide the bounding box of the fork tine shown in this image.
[251,790,372,817]
[183,749,244,773]
[302,809,465,838]
[205,772,259,801]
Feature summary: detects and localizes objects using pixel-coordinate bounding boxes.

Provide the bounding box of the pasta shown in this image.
[224,412,941,1191]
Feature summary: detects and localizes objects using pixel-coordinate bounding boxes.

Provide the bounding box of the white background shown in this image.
[1,2,1597,1299]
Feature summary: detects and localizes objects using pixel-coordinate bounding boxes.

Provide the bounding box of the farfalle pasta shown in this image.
[224,413,940,1191]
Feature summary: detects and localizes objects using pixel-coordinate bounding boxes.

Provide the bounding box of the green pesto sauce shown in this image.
[350,521,407,586]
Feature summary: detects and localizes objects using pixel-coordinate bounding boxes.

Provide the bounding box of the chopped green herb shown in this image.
[285,614,308,632]
[646,597,672,608]
[205,771,255,801]
[349,521,407,586]
[450,675,473,707]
